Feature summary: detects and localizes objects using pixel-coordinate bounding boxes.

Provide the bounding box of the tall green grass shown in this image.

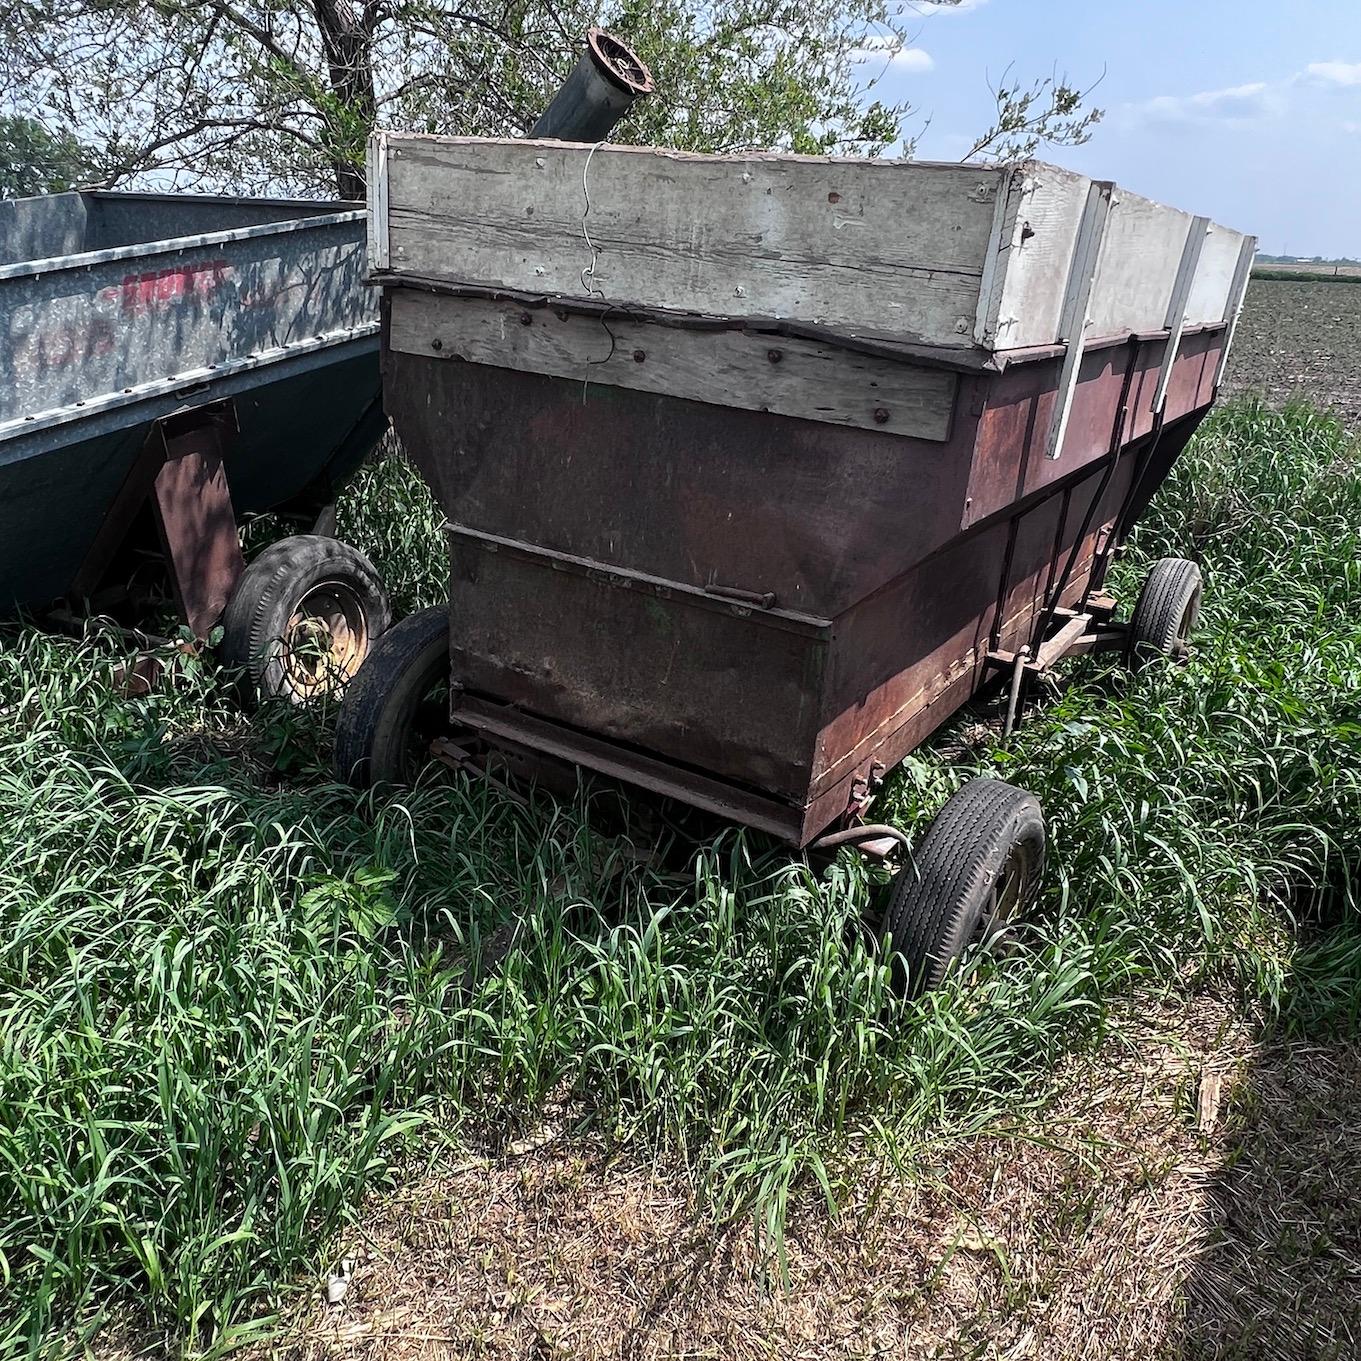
[1,399,1357,1354]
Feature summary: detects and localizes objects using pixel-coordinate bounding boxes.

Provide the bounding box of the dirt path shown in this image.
[263,997,1360,1361]
[1224,280,1361,427]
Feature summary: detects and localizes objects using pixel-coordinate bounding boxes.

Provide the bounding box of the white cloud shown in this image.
[897,0,988,13]
[890,47,935,73]
[852,41,935,74]
[1118,62,1361,136]
[1124,81,1282,127]
[1344,121,1361,134]
[1305,61,1361,87]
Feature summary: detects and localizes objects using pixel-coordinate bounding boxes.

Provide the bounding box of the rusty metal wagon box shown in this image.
[365,136,1254,847]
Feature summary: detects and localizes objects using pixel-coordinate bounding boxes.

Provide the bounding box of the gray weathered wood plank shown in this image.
[984,166,1254,350]
[373,134,1255,358]
[381,136,1005,347]
[388,289,959,440]
[1085,190,1194,338]
[984,163,1090,350]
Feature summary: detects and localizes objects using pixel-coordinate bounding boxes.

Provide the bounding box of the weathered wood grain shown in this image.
[1085,190,1193,338]
[381,136,1005,347]
[985,163,1090,350]
[984,165,1254,350]
[372,135,1255,359]
[388,289,959,440]
[1188,226,1250,328]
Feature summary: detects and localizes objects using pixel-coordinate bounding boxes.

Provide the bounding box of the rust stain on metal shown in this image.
[148,405,246,639]
[382,297,1228,847]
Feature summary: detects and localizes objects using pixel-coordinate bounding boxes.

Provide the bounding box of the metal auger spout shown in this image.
[529,28,654,142]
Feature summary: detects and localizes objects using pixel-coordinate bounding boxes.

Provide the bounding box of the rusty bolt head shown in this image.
[519,311,534,326]
[873,407,890,425]
[767,348,783,363]
[431,338,443,351]
[632,348,646,363]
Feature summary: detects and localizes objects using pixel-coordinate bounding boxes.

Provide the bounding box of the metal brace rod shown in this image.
[1046,181,1115,460]
[1152,216,1211,416]
[366,131,390,272]
[1003,646,1030,737]
[1213,234,1258,393]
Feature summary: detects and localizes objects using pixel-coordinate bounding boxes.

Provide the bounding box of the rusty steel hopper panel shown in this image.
[371,138,1254,845]
[381,310,1226,844]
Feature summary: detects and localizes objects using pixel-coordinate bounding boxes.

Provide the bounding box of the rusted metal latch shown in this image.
[707,584,776,609]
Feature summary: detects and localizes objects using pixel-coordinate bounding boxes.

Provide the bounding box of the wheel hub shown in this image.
[280,580,369,698]
[973,844,1030,952]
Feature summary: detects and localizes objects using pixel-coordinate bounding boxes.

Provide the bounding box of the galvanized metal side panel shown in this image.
[0,189,356,265]
[0,193,89,266]
[1,212,375,445]
[85,192,353,251]
[0,347,380,609]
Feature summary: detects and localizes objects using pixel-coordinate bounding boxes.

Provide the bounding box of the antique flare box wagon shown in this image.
[340,105,1254,991]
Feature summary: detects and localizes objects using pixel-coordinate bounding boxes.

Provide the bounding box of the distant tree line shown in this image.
[1257,252,1360,268]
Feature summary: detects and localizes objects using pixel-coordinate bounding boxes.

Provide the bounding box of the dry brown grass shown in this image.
[1183,1042,1361,1360]
[254,997,1360,1361]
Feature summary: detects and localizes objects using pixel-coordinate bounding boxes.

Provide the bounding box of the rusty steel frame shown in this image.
[383,285,1229,849]
[66,398,246,640]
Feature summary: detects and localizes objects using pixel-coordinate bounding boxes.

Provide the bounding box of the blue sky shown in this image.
[856,0,1361,257]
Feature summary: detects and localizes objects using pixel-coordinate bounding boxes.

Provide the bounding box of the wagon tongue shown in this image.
[529,28,654,143]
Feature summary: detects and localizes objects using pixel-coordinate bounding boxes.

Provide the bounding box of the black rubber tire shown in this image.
[334,606,451,788]
[220,534,390,702]
[883,778,1046,997]
[1126,556,1203,669]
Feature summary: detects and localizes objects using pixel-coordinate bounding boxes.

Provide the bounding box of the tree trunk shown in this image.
[312,0,376,198]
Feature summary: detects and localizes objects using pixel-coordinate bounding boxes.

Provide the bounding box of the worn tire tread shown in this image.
[220,534,390,699]
[1126,556,1202,667]
[884,778,1045,995]
[334,606,451,787]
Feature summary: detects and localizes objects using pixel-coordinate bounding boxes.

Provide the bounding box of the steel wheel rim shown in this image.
[279,579,369,698]
[1174,586,1203,657]
[973,844,1030,953]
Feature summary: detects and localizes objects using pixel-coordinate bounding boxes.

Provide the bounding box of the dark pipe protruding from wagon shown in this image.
[530,28,654,142]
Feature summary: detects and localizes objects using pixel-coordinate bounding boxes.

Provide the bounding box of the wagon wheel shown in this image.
[220,534,391,702]
[1126,556,1203,669]
[334,606,452,787]
[882,778,1045,997]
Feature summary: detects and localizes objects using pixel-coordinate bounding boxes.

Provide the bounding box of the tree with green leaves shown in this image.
[0,115,99,197]
[1,1,1099,199]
